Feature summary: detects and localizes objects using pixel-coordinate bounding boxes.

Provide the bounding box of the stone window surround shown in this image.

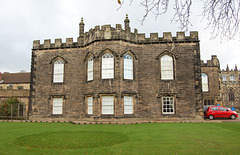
[50,56,68,84]
[85,95,94,115]
[202,73,209,92]
[123,53,133,80]
[101,52,115,79]
[157,51,176,81]
[100,94,115,115]
[87,56,94,81]
[123,95,134,115]
[162,96,175,114]
[50,95,65,116]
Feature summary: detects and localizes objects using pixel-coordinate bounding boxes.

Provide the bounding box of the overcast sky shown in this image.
[0,0,239,73]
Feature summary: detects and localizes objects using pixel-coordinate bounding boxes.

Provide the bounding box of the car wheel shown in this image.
[230,115,236,119]
[209,115,214,120]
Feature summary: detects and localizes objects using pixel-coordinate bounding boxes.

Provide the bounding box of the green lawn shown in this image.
[0,122,240,155]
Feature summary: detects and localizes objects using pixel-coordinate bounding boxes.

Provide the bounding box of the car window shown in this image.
[211,107,219,111]
[220,107,227,111]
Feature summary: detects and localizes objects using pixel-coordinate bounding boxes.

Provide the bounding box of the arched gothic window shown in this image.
[53,59,64,83]
[202,73,208,92]
[102,52,114,79]
[222,74,227,81]
[230,74,235,81]
[87,56,94,81]
[124,54,133,80]
[161,55,173,80]
[229,89,234,101]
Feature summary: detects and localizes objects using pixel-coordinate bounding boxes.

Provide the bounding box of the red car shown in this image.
[205,106,238,120]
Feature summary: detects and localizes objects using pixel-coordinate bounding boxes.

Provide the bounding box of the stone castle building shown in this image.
[201,56,240,111]
[29,15,203,121]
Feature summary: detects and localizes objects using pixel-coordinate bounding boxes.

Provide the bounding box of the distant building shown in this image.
[0,72,30,117]
[29,15,203,121]
[201,55,221,106]
[220,65,240,110]
[201,56,240,111]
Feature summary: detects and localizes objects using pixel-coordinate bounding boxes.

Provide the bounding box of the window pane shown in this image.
[102,96,114,114]
[53,98,63,114]
[222,74,227,81]
[124,54,133,80]
[230,74,235,81]
[88,97,93,114]
[88,57,93,81]
[161,55,173,80]
[162,97,174,114]
[124,96,133,114]
[53,60,64,83]
[202,73,208,92]
[102,53,114,79]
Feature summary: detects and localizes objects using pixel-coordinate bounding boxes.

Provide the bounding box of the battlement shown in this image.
[221,64,239,72]
[32,15,199,50]
[201,55,220,68]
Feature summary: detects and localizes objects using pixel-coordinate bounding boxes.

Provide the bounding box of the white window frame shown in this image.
[102,53,114,79]
[124,96,133,114]
[87,96,93,114]
[162,97,174,114]
[102,96,114,114]
[124,54,133,80]
[202,73,209,92]
[53,59,64,83]
[52,98,63,115]
[87,56,94,81]
[161,55,174,80]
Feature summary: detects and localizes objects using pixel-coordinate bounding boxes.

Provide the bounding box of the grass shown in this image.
[0,122,240,154]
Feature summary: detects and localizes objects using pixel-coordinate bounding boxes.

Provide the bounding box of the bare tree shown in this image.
[117,0,240,39]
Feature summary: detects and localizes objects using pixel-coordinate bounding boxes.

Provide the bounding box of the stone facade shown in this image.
[0,72,30,117]
[29,15,203,121]
[201,55,221,106]
[220,65,240,111]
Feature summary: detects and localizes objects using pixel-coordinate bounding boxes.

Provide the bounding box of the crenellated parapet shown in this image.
[201,55,220,68]
[32,15,199,50]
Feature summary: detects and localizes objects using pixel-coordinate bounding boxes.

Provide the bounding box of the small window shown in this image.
[202,73,208,92]
[102,96,114,114]
[124,54,133,80]
[87,96,93,114]
[53,59,64,83]
[230,74,235,81]
[162,97,174,114]
[87,56,94,81]
[211,107,219,111]
[102,53,114,79]
[124,96,133,114]
[7,84,13,90]
[229,89,234,101]
[52,98,63,114]
[17,86,24,90]
[161,55,174,80]
[222,74,227,81]
[220,107,227,111]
